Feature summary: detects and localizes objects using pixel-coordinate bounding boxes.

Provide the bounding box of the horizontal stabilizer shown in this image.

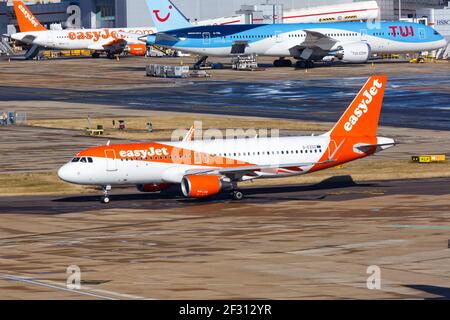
[355,141,396,153]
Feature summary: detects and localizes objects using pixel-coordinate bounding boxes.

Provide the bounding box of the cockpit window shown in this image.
[71,157,80,163]
[434,31,440,35]
[88,157,93,163]
[80,157,87,163]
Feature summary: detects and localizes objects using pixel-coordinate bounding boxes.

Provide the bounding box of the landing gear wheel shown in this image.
[273,58,292,67]
[306,60,314,68]
[231,190,244,201]
[295,60,307,69]
[101,196,110,204]
[101,185,112,203]
[107,52,115,59]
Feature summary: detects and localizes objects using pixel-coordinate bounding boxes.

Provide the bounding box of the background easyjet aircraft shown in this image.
[10,0,154,58]
[58,76,396,203]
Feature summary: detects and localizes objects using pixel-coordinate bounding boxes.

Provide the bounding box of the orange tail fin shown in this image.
[13,0,47,32]
[327,75,387,138]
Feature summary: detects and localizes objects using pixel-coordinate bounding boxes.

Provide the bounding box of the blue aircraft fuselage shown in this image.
[145,21,446,61]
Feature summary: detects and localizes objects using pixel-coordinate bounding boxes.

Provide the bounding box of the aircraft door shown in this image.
[419,28,426,39]
[360,29,368,41]
[105,149,118,172]
[202,32,211,45]
[275,31,283,43]
[44,32,55,46]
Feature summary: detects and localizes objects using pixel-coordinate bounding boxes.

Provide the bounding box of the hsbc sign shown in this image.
[436,19,450,26]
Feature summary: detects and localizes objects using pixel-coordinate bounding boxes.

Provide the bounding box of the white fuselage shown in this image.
[171,29,447,57]
[58,135,392,186]
[11,27,155,51]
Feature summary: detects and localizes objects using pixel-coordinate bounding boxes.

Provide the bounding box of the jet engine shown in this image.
[128,44,147,56]
[181,175,231,198]
[335,42,371,63]
[136,183,172,193]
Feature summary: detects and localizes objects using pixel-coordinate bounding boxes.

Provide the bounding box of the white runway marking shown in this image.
[0,273,153,300]
[288,240,410,256]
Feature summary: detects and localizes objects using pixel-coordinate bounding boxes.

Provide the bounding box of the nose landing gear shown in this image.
[101,185,112,204]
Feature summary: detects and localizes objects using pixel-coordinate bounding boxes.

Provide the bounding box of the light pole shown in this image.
[398,0,402,21]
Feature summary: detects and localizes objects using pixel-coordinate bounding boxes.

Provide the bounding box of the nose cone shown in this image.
[58,164,77,184]
[142,34,156,44]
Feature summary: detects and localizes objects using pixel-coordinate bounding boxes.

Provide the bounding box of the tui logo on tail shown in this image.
[147,0,191,32]
[153,5,173,22]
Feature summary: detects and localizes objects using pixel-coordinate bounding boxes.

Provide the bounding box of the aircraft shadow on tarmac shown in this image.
[405,285,450,300]
[258,62,370,69]
[53,175,376,204]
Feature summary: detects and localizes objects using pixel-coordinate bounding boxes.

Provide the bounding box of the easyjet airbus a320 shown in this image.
[58,76,396,203]
[10,0,153,58]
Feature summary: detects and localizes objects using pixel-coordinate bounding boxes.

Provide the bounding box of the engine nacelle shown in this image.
[128,44,147,56]
[335,42,371,63]
[136,183,172,193]
[181,175,231,198]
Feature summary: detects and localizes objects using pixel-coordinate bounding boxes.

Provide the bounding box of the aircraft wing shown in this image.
[288,30,338,59]
[298,30,338,51]
[18,34,37,45]
[102,38,128,48]
[300,30,338,50]
[88,38,128,51]
[184,159,335,179]
[184,138,345,179]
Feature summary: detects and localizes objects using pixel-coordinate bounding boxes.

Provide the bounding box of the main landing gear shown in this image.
[231,190,244,201]
[101,185,112,204]
[273,58,293,67]
[295,60,314,69]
